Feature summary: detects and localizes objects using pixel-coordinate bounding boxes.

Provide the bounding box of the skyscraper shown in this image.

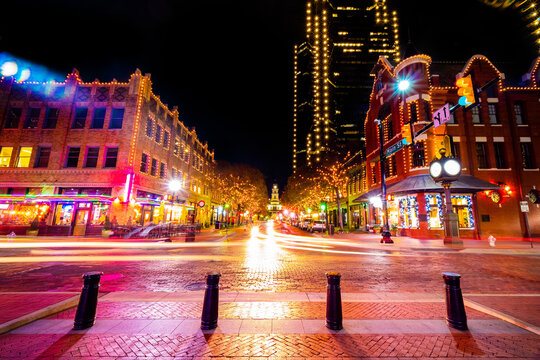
[293,0,400,171]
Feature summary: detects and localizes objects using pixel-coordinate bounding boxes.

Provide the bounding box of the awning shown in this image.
[353,174,501,202]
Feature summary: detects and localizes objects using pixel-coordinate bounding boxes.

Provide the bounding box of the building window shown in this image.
[514,102,525,125]
[35,146,51,168]
[173,139,180,156]
[72,108,87,129]
[447,103,456,124]
[155,124,162,143]
[371,163,378,184]
[163,131,170,149]
[4,107,22,129]
[16,146,33,168]
[520,142,535,169]
[475,142,488,169]
[85,147,99,168]
[159,162,166,179]
[43,108,59,129]
[65,147,80,168]
[150,158,158,176]
[425,195,443,229]
[493,142,507,169]
[109,108,124,129]
[145,118,153,137]
[104,147,118,168]
[409,103,417,123]
[471,104,482,124]
[488,104,499,124]
[452,195,474,228]
[411,142,425,168]
[140,153,149,173]
[422,100,430,122]
[24,108,41,129]
[450,140,460,159]
[91,108,106,129]
[0,147,13,167]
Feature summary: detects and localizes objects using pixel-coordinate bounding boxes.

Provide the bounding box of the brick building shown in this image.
[357,53,540,239]
[0,69,217,235]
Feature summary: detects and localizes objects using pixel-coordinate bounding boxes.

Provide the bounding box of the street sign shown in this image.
[198,200,205,208]
[433,103,450,128]
[385,140,404,157]
[520,201,529,213]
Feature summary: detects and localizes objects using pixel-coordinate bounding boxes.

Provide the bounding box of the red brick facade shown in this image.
[0,69,217,234]
[362,54,540,239]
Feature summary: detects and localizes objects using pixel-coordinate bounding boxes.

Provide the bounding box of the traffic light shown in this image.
[320,203,327,211]
[456,74,477,108]
[401,124,413,145]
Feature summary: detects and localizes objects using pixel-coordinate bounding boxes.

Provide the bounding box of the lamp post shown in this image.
[375,118,393,244]
[429,149,462,244]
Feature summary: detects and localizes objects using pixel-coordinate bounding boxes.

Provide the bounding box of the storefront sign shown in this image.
[198,200,206,208]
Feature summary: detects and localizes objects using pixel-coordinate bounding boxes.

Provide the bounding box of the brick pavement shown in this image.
[0,293,76,324]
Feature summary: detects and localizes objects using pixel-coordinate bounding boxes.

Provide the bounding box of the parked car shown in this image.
[308,220,326,233]
[301,219,312,230]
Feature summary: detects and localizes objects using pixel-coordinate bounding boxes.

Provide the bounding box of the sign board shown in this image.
[433,103,451,128]
[198,200,206,208]
[520,201,529,213]
[385,140,404,157]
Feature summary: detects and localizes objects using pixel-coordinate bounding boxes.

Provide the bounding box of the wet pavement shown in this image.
[0,221,539,358]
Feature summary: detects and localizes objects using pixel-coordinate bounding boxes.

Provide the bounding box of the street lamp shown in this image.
[429,149,462,244]
[375,118,393,244]
[168,179,182,223]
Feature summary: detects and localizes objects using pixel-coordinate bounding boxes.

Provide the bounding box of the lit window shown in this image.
[16,146,33,168]
[0,147,13,167]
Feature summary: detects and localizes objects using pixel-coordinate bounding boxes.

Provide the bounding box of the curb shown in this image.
[0,295,79,335]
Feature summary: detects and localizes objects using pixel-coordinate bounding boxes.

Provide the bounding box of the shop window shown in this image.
[471,104,482,124]
[411,142,425,168]
[150,158,158,176]
[43,107,59,129]
[140,153,149,173]
[488,104,499,124]
[452,195,474,228]
[35,146,51,168]
[85,147,99,168]
[514,102,525,125]
[65,147,80,168]
[16,146,33,168]
[520,142,536,169]
[155,124,162,143]
[494,142,507,169]
[159,162,166,179]
[91,108,106,129]
[0,147,13,167]
[475,142,488,169]
[90,203,110,225]
[425,194,443,229]
[72,107,87,129]
[109,108,124,129]
[24,107,41,129]
[399,196,419,228]
[145,118,153,137]
[103,147,118,168]
[54,203,75,225]
[4,107,22,129]
[163,131,170,149]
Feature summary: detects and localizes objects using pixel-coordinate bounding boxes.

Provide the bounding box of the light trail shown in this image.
[0,241,244,249]
[0,254,237,263]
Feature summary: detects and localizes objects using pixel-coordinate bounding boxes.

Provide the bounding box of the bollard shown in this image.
[325,272,343,330]
[73,271,103,330]
[201,271,221,330]
[442,272,468,330]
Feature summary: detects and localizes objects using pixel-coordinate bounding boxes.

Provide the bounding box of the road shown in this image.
[0,221,538,294]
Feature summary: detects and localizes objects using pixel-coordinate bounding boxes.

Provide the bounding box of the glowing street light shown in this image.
[397,78,410,92]
[1,61,18,77]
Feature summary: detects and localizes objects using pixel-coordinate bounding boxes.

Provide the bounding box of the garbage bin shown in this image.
[329,224,334,235]
[215,222,220,230]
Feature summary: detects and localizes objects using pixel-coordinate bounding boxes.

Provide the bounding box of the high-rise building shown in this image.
[293,0,400,171]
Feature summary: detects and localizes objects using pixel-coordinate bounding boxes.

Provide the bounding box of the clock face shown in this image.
[491,191,501,203]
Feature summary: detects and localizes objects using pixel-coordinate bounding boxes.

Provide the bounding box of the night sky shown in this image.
[0,0,536,191]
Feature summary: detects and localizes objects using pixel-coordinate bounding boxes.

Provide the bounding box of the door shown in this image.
[72,209,89,236]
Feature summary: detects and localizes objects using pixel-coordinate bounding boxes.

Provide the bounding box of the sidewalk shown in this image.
[1,290,538,358]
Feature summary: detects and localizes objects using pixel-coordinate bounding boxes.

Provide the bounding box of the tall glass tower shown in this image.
[293,0,400,171]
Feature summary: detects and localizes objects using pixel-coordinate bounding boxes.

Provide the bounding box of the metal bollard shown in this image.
[325,272,343,330]
[73,271,103,330]
[201,271,221,330]
[442,272,468,330]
